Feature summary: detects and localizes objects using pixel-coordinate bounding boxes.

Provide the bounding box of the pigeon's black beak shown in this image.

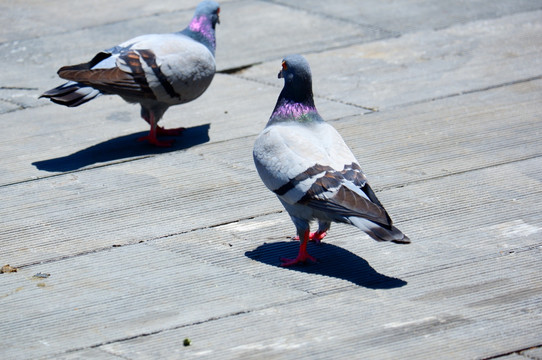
[278,70,283,79]
[217,8,221,24]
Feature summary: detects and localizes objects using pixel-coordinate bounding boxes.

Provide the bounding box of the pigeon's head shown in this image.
[195,1,221,28]
[270,55,318,121]
[277,55,314,105]
[185,1,220,54]
[278,55,312,83]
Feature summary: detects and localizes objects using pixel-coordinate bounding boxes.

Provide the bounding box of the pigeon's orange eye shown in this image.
[217,8,220,15]
[282,61,288,71]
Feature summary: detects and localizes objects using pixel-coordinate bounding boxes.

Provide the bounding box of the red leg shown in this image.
[281,229,316,267]
[138,113,175,147]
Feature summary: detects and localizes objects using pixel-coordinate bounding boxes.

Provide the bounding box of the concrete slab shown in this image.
[146,156,542,294]
[1,1,541,359]
[0,0,386,93]
[95,250,541,359]
[0,0,225,43]
[272,0,542,34]
[188,77,542,191]
[0,245,307,360]
[0,73,360,186]
[2,76,540,274]
[239,10,542,109]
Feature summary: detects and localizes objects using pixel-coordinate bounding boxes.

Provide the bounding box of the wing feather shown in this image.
[58,50,155,100]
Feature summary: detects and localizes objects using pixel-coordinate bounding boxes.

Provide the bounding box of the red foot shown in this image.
[281,229,316,267]
[156,126,185,136]
[280,253,317,267]
[137,135,175,147]
[292,231,327,244]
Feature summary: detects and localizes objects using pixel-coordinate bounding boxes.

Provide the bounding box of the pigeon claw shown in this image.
[282,228,317,266]
[280,252,317,267]
[137,135,175,147]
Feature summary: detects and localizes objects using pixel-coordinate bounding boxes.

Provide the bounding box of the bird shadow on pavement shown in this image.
[245,240,407,289]
[32,123,210,172]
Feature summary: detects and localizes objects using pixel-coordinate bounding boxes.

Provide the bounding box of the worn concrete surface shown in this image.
[1,1,542,359]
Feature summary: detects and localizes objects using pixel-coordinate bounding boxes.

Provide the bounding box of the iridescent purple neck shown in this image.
[271,100,318,122]
[187,15,216,51]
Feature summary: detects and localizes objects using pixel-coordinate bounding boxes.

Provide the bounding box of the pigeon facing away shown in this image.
[253,55,410,267]
[41,1,220,147]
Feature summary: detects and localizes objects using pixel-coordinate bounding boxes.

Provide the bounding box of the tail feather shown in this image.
[40,82,101,107]
[349,216,410,244]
